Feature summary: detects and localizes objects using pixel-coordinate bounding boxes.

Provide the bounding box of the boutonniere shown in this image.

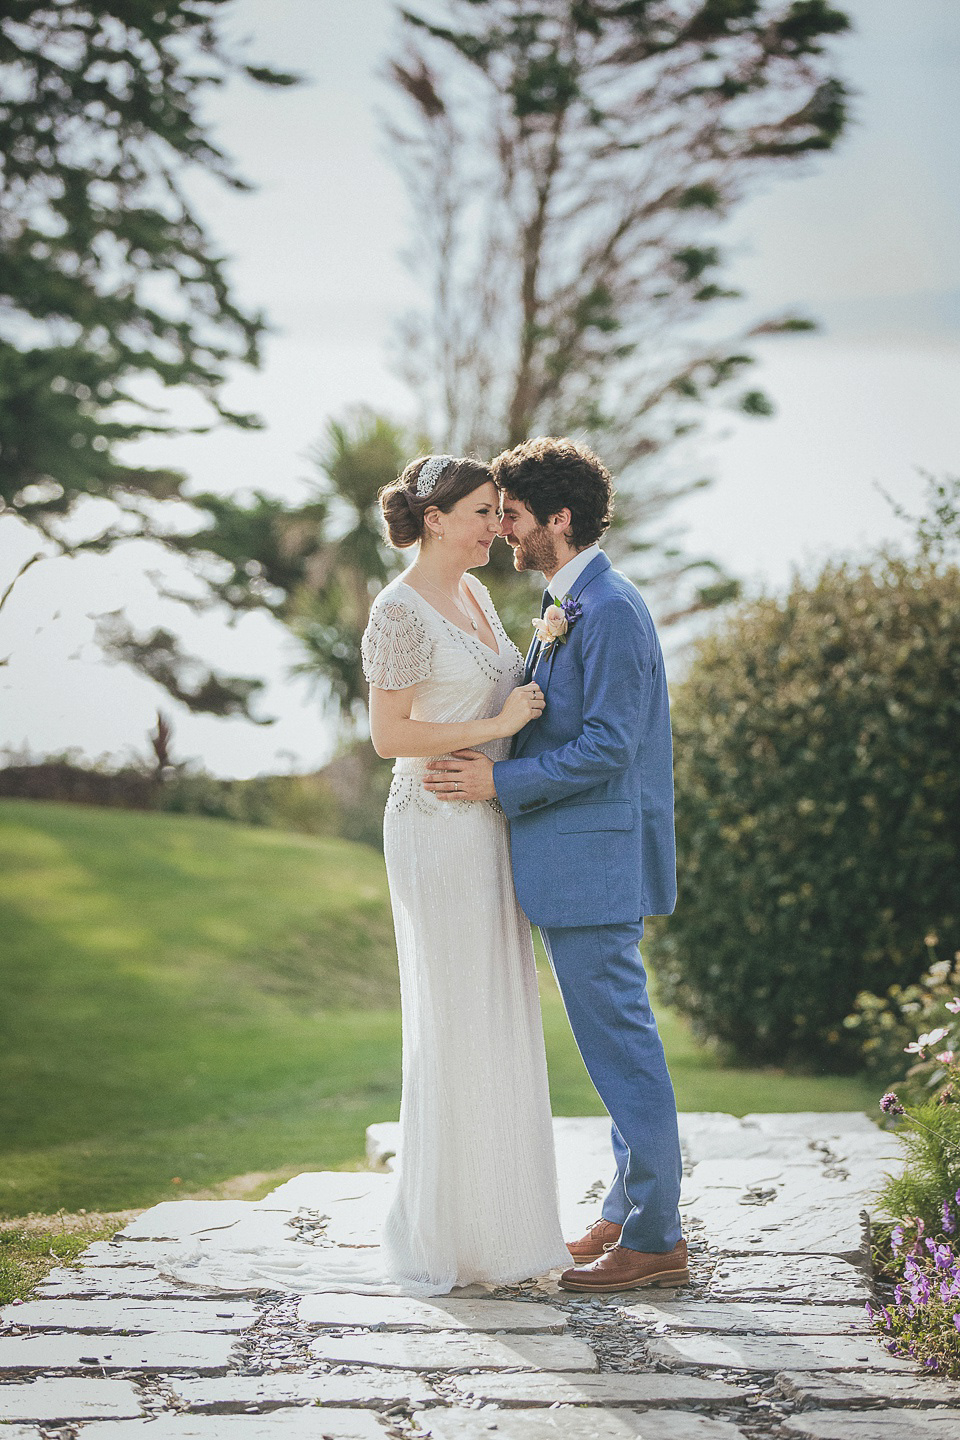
[532,593,583,652]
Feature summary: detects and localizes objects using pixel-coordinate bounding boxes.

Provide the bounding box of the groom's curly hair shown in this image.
[491,437,613,549]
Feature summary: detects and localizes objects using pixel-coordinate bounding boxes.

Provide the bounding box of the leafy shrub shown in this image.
[844,941,960,1091]
[159,769,339,834]
[653,551,960,1068]
[869,1032,960,1377]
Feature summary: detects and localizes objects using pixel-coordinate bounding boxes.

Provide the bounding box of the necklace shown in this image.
[410,567,479,631]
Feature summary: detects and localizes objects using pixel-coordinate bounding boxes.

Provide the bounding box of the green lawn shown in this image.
[1,799,880,1218]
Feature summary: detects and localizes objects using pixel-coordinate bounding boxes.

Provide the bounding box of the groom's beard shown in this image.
[511,525,559,576]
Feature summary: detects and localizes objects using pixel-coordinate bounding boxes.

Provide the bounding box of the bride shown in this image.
[363,453,569,1292]
[160,454,570,1296]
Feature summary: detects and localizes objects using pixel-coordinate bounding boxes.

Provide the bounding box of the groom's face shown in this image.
[500,494,559,576]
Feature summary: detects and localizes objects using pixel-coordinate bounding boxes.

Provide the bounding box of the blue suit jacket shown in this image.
[493,552,677,928]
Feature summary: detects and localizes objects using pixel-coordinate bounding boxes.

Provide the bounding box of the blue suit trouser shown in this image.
[539,921,683,1253]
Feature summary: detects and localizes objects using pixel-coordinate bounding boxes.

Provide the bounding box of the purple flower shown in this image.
[942,1280,952,1302]
[944,1200,957,1236]
[924,1357,938,1369]
[891,1225,904,1250]
[910,1276,930,1305]
[894,1284,904,1304]
[559,595,583,623]
[864,1301,874,1319]
[955,1313,960,1335]
[955,1187,960,1206]
[880,1092,904,1115]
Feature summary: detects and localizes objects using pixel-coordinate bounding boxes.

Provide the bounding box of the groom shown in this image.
[423,436,686,1293]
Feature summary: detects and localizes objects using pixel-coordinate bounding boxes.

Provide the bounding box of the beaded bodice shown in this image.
[360,572,523,817]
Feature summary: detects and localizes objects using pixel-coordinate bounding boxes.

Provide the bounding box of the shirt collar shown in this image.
[547,542,602,600]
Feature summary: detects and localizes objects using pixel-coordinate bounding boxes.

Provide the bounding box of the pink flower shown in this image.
[905,1026,950,1054]
[946,998,960,1014]
[936,1051,956,1065]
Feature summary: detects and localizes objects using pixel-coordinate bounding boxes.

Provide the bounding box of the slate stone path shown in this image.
[3,1113,959,1439]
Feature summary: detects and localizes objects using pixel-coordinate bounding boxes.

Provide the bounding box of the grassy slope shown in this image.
[1,800,879,1217]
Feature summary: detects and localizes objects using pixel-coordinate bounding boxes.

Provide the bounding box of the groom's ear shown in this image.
[547,507,573,536]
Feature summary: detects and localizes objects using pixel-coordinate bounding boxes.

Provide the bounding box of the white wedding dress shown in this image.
[160,572,570,1296]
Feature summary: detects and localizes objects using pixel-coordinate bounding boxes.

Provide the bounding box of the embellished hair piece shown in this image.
[415,454,454,497]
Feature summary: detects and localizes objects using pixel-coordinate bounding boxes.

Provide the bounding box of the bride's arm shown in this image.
[370,683,543,760]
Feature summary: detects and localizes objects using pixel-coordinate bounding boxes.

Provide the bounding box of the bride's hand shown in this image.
[497,682,545,736]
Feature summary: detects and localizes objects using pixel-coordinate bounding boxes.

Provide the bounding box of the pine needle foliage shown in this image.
[0,0,297,541]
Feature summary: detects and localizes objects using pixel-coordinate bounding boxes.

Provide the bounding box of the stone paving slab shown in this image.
[77,1210,311,1275]
[1,1298,259,1332]
[780,1410,960,1440]
[119,1201,286,1241]
[311,1331,597,1372]
[706,1253,871,1305]
[681,1161,870,1257]
[740,1114,879,1137]
[0,1426,41,1440]
[444,1372,740,1407]
[35,1265,214,1300]
[414,1407,748,1438]
[776,1369,960,1408]
[171,1370,437,1410]
[77,1411,391,1439]
[77,1241,198,1269]
[365,1121,399,1170]
[620,1301,868,1335]
[259,1172,394,1247]
[0,1377,144,1421]
[296,1293,567,1331]
[646,1333,914,1373]
[0,1329,240,1373]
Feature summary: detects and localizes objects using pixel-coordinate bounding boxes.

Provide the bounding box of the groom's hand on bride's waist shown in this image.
[423,749,496,802]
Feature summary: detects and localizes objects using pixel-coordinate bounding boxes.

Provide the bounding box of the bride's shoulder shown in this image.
[362,578,434,689]
[463,572,495,610]
[369,576,422,618]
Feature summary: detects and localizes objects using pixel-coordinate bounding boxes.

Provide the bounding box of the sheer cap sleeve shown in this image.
[361,595,433,690]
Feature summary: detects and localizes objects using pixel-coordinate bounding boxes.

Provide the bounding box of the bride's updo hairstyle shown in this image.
[379,455,493,549]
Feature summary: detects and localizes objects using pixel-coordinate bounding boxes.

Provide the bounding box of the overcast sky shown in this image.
[3,0,959,778]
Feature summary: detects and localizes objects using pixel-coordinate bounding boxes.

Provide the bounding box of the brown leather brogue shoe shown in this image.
[559,1239,689,1293]
[566,1217,623,1264]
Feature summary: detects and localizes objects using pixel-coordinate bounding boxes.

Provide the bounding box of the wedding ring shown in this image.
[454,782,460,792]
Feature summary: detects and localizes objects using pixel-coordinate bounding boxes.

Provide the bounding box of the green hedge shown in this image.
[652,553,960,1069]
[0,752,394,851]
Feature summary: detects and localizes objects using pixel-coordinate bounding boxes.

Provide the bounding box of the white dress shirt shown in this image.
[547,542,602,601]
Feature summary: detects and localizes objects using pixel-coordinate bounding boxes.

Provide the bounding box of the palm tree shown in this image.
[289,409,413,733]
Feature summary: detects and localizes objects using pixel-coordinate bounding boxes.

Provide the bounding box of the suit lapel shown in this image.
[514,554,611,756]
[522,634,540,684]
[534,551,610,701]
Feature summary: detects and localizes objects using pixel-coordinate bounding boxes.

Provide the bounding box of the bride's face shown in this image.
[431,481,503,567]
